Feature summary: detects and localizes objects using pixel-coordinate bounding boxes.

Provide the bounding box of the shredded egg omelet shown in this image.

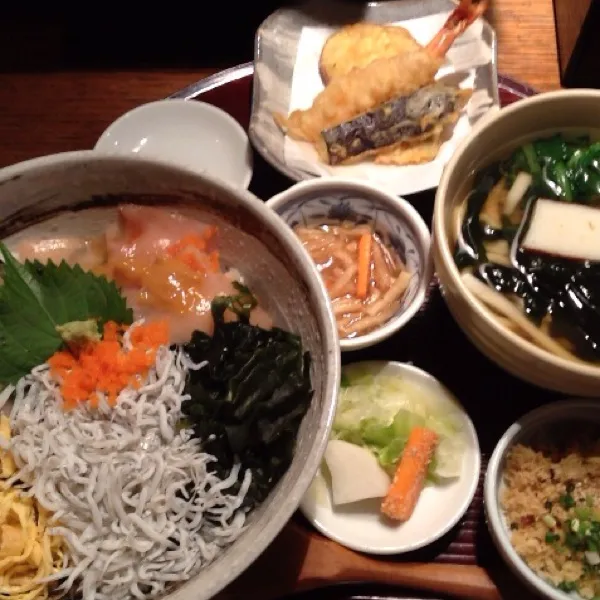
[0,416,66,600]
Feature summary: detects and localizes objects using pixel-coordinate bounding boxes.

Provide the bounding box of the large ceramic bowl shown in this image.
[0,151,340,600]
[433,89,600,396]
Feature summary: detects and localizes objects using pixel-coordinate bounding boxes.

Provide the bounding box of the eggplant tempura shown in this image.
[274,0,489,167]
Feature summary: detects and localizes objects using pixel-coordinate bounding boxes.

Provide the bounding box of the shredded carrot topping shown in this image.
[48,320,170,410]
[166,228,220,274]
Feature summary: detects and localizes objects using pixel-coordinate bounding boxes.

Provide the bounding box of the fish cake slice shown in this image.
[319,23,422,84]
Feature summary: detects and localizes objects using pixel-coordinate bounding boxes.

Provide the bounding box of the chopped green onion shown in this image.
[560,494,576,509]
[545,532,560,544]
[558,581,577,592]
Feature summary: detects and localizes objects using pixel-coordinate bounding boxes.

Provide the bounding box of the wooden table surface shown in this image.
[0,0,559,170]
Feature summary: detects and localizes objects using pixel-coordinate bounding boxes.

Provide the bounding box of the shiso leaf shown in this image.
[0,243,133,384]
[181,285,313,510]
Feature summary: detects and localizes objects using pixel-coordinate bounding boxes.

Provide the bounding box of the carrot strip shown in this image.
[356,232,372,299]
[381,427,439,522]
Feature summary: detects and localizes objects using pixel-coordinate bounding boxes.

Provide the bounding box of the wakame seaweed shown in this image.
[181,286,314,510]
[500,134,600,201]
[455,134,600,360]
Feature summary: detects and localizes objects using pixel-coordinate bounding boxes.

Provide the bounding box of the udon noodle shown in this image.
[294,221,412,338]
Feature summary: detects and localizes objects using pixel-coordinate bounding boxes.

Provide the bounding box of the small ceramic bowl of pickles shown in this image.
[267,178,433,352]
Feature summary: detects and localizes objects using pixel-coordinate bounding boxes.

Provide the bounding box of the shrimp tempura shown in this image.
[275,48,443,143]
[274,0,489,144]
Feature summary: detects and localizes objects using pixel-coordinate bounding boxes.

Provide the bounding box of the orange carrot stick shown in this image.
[381,427,439,522]
[356,232,372,299]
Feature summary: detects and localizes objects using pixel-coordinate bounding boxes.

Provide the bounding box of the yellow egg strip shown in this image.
[0,416,66,600]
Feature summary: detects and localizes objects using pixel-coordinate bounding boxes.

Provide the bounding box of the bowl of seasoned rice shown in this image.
[485,400,600,600]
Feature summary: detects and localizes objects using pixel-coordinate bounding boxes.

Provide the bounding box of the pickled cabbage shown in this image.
[333,364,466,479]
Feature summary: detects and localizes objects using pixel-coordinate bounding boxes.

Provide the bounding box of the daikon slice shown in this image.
[324,440,390,506]
[522,198,600,261]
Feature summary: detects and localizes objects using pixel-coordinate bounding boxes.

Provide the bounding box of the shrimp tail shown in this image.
[426,0,490,58]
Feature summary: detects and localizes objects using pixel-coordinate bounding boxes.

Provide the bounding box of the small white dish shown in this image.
[267,178,433,352]
[95,99,253,189]
[300,361,481,555]
[484,399,600,600]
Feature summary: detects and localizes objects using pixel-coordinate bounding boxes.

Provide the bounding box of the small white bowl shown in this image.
[301,361,481,555]
[266,178,433,352]
[95,99,253,189]
[485,399,600,600]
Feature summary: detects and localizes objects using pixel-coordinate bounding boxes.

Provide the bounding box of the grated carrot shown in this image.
[48,320,170,410]
[381,426,439,522]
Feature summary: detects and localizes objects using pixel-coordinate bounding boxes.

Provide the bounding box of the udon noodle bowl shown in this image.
[0,201,319,600]
[452,132,600,367]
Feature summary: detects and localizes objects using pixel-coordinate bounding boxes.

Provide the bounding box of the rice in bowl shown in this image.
[501,435,600,599]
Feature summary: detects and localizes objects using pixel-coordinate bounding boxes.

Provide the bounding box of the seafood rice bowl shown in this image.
[0,153,339,600]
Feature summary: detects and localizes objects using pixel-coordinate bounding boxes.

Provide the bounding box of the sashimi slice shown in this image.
[105,204,216,263]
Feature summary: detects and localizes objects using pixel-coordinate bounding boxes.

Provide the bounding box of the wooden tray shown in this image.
[171,65,549,600]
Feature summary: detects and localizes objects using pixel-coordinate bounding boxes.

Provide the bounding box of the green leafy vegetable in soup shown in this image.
[454,133,600,363]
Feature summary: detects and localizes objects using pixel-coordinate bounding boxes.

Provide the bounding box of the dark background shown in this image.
[1,2,598,87]
[0,2,314,72]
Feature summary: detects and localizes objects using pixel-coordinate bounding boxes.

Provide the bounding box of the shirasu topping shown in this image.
[1,336,251,600]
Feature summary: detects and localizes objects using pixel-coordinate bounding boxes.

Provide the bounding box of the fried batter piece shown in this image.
[274,48,444,143]
[318,23,422,84]
[374,86,472,166]
[315,85,472,166]
[375,134,445,166]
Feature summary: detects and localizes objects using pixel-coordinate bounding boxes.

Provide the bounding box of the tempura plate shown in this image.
[249,0,499,195]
